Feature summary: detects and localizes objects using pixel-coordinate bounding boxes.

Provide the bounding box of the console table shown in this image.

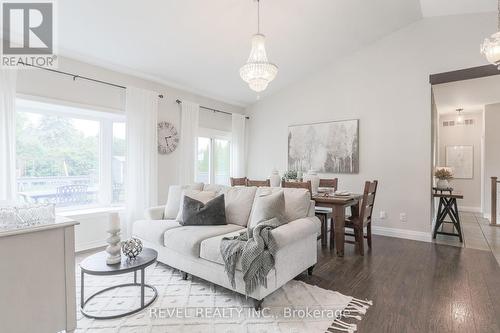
[0,217,79,333]
[432,188,464,242]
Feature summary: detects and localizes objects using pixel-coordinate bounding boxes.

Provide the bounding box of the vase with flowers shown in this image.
[434,167,453,189]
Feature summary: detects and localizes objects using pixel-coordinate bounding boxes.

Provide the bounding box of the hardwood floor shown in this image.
[296,235,500,333]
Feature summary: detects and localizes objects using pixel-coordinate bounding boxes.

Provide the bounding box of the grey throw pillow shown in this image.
[181,194,227,226]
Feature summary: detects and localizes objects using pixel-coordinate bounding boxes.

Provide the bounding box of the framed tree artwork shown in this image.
[288,119,359,174]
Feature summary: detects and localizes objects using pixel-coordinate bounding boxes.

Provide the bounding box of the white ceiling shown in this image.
[420,0,496,18]
[6,1,496,106]
[433,75,500,114]
[53,0,424,106]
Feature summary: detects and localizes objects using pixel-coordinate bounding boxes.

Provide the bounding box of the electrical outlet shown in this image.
[400,213,407,222]
[379,211,387,219]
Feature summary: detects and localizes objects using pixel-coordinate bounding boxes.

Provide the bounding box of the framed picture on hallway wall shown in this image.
[445,145,473,179]
[288,119,359,174]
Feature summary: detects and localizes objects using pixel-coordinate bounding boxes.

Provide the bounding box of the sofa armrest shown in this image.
[144,205,165,220]
[271,217,321,248]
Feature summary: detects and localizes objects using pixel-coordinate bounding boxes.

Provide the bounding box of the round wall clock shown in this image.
[157,121,179,154]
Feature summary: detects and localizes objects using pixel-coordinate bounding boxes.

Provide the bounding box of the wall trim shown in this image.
[76,239,107,253]
[459,206,481,213]
[371,226,432,243]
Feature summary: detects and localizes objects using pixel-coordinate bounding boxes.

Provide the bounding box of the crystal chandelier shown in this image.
[240,0,278,93]
[481,0,500,68]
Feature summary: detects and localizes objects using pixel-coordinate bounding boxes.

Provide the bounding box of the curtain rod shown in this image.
[175,99,249,119]
[19,62,164,98]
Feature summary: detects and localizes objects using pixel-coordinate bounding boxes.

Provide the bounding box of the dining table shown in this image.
[312,192,363,257]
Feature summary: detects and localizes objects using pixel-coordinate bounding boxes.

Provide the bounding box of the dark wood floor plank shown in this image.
[298,235,500,333]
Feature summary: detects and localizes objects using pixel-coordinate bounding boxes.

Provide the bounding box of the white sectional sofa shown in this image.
[132,184,321,307]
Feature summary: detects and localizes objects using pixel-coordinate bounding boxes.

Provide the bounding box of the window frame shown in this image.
[197,127,231,185]
[15,95,126,211]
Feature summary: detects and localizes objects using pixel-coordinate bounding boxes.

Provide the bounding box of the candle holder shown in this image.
[106,229,121,265]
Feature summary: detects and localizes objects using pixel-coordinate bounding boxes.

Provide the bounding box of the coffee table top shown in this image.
[80,247,158,275]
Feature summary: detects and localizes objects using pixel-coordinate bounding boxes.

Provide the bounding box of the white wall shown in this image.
[483,103,500,220]
[245,13,495,235]
[16,56,243,250]
[438,113,483,211]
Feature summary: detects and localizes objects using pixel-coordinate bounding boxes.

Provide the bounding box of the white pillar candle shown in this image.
[109,212,120,231]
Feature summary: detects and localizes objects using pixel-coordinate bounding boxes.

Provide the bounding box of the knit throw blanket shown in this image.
[220,217,285,296]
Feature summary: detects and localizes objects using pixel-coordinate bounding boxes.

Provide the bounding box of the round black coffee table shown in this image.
[79,247,158,319]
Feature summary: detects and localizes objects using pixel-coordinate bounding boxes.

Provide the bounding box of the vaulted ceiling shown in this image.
[51,1,497,105]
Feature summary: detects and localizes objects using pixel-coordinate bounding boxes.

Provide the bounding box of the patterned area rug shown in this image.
[76,262,371,333]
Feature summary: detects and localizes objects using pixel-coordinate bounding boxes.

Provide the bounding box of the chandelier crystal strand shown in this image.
[240,0,278,93]
[481,0,500,69]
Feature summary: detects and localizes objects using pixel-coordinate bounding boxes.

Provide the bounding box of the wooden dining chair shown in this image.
[230,177,247,186]
[281,180,312,195]
[246,179,271,187]
[344,180,378,255]
[319,178,338,191]
[315,178,338,247]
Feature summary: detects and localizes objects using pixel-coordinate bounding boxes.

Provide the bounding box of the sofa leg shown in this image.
[253,298,263,311]
[181,271,188,280]
[307,265,315,276]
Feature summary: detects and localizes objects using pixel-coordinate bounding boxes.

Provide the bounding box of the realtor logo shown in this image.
[1,1,56,67]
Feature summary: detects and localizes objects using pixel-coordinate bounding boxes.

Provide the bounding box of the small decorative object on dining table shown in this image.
[270,168,281,187]
[303,169,320,194]
[106,213,122,265]
[282,170,298,182]
[435,167,453,189]
[122,237,143,260]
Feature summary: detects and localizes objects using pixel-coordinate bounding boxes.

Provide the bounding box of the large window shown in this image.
[196,129,231,185]
[16,99,126,210]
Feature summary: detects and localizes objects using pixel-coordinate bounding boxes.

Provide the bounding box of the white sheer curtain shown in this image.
[125,87,158,236]
[178,100,199,185]
[0,69,17,203]
[231,113,246,178]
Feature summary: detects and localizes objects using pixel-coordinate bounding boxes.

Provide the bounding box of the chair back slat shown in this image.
[319,178,338,191]
[230,177,247,186]
[281,180,312,197]
[360,180,378,224]
[246,179,271,187]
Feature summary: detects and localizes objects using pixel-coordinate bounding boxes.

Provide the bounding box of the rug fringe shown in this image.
[326,297,373,333]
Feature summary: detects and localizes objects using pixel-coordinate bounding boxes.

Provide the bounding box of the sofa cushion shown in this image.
[175,190,216,222]
[164,183,204,219]
[181,194,227,226]
[133,219,181,246]
[199,230,244,270]
[250,187,311,222]
[163,224,243,257]
[203,184,228,195]
[248,190,285,229]
[222,186,257,227]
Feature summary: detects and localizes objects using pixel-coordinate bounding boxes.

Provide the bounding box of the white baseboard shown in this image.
[76,239,107,252]
[483,213,500,221]
[458,206,481,213]
[371,226,432,243]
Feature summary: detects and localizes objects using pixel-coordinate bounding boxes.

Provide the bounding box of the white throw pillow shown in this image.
[248,189,285,229]
[163,183,204,219]
[222,186,257,226]
[250,187,311,222]
[175,190,216,222]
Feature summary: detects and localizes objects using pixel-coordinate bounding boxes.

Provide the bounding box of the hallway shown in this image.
[434,212,500,265]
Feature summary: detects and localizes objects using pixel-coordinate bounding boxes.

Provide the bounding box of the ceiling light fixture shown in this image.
[481,0,500,68]
[239,0,278,93]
